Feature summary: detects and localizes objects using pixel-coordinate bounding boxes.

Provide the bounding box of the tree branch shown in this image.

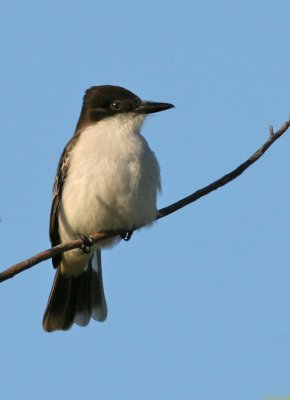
[158,117,290,219]
[1,117,290,283]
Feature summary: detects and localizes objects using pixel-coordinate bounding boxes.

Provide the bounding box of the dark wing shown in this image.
[49,135,79,268]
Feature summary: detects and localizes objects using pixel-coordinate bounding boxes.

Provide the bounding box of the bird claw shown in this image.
[77,234,94,254]
[121,230,134,241]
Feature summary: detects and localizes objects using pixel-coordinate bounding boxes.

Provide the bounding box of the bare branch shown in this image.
[1,117,290,283]
[0,232,113,283]
[158,117,290,219]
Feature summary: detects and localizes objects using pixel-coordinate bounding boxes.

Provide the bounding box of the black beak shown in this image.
[136,101,174,115]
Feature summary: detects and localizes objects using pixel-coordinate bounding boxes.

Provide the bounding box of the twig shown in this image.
[158,118,290,219]
[0,233,112,282]
[1,117,290,283]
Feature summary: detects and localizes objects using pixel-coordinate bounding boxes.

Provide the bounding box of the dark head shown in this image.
[75,85,174,133]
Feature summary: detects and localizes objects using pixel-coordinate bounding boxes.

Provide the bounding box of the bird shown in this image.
[42,85,174,332]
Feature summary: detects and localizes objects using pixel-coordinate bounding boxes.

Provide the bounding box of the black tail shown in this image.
[42,249,107,332]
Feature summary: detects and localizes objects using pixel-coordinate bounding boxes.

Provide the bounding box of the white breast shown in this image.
[58,114,161,246]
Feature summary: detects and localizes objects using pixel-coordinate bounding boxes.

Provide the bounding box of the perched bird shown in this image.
[43,85,174,332]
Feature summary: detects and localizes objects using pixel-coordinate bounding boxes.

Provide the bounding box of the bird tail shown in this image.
[42,249,107,332]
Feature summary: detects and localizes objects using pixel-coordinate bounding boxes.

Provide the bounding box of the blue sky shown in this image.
[1,1,290,399]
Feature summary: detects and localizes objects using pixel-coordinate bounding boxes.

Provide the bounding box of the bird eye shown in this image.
[110,101,122,111]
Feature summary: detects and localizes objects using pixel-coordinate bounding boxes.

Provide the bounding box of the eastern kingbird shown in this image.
[43,85,174,332]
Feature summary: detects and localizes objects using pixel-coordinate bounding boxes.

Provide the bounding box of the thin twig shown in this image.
[0,232,113,282]
[158,118,290,219]
[1,117,290,283]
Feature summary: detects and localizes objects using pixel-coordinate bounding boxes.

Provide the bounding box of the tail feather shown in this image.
[42,249,107,332]
[91,249,107,322]
[73,268,92,327]
[42,270,75,331]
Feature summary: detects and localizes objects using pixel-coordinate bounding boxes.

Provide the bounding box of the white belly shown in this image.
[58,116,161,248]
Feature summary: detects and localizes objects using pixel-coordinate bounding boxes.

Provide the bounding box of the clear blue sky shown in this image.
[1,1,290,399]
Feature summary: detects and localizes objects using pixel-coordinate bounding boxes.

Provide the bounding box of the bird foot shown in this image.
[121,230,134,241]
[77,234,94,254]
